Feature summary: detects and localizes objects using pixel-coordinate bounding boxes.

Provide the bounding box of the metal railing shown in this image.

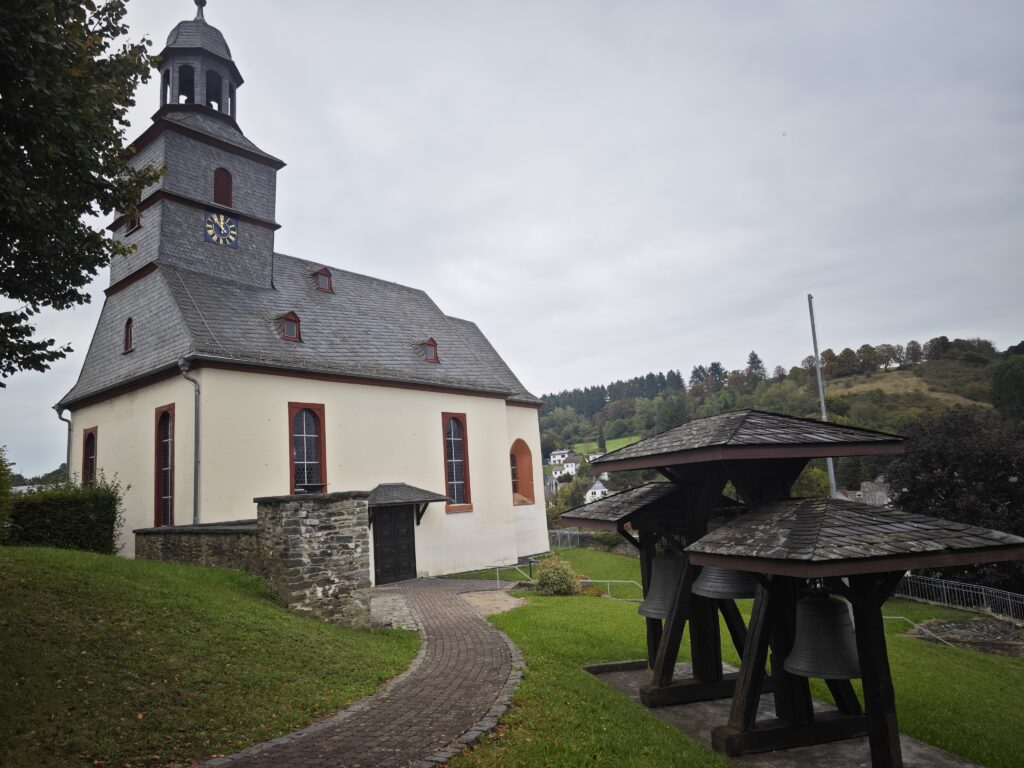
[581,579,643,601]
[549,529,581,550]
[894,574,1024,623]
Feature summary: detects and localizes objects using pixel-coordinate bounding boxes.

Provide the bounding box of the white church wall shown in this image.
[70,375,196,558]
[197,367,523,579]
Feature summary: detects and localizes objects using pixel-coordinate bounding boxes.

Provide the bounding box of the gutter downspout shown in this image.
[178,358,201,525]
[54,406,72,483]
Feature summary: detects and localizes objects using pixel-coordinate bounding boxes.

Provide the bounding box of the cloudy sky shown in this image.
[3,0,1023,475]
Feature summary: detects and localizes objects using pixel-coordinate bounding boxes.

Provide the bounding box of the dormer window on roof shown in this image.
[421,338,439,364]
[280,312,301,342]
[316,267,333,293]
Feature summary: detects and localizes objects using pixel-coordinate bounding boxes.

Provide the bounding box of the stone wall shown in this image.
[135,521,258,572]
[255,491,372,629]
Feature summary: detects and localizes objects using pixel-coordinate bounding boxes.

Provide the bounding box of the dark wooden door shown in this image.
[373,505,417,585]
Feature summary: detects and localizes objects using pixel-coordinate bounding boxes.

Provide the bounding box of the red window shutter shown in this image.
[213,168,233,207]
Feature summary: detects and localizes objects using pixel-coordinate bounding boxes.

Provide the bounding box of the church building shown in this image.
[57,1,549,580]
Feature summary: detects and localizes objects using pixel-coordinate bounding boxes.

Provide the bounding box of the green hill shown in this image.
[0,548,418,768]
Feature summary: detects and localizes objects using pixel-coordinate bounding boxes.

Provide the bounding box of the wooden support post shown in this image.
[826,679,863,716]
[690,595,723,682]
[718,598,748,657]
[724,584,774,733]
[770,576,813,726]
[851,574,904,768]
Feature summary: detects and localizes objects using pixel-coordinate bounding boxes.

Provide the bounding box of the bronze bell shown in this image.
[691,565,759,600]
[638,555,686,619]
[784,594,860,680]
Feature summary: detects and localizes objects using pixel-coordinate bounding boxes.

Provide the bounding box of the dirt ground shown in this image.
[460,590,527,616]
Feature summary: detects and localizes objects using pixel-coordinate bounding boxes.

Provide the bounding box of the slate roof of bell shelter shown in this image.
[60,255,540,408]
[593,410,903,469]
[164,16,233,60]
[686,497,1024,576]
[560,483,681,524]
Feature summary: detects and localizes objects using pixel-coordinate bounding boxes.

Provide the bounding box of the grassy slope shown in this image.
[457,550,1023,768]
[573,435,642,455]
[828,369,988,408]
[0,548,419,768]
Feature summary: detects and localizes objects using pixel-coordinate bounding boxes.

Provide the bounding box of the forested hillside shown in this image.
[541,335,1024,494]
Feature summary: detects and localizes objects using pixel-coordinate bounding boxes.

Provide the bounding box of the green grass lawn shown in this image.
[0,547,419,768]
[573,435,642,456]
[453,549,1024,768]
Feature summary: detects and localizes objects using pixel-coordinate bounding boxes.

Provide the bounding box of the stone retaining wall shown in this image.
[135,522,259,573]
[255,491,372,628]
[134,492,373,628]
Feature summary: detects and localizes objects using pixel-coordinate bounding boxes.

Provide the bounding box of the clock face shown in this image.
[204,212,239,248]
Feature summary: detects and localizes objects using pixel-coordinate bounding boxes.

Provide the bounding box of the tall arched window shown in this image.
[155,405,174,526]
[289,403,326,494]
[509,439,535,504]
[123,318,133,353]
[213,168,233,207]
[82,428,98,486]
[162,70,171,106]
[178,65,195,104]
[443,413,471,508]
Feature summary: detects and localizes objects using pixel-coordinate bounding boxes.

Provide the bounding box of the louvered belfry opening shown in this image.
[213,168,233,207]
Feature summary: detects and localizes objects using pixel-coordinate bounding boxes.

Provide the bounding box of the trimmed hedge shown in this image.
[4,479,125,554]
[537,556,582,596]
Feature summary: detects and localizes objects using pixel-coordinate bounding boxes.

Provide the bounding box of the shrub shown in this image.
[536,556,582,596]
[589,531,622,550]
[5,475,126,554]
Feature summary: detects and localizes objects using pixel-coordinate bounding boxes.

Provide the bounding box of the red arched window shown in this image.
[442,413,471,509]
[213,168,233,207]
[289,403,327,494]
[510,439,535,504]
[82,427,98,486]
[123,318,133,353]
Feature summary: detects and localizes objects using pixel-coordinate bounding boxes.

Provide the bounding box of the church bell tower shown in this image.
[109,0,284,290]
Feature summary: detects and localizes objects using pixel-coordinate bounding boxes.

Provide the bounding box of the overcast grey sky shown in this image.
[2,0,1023,475]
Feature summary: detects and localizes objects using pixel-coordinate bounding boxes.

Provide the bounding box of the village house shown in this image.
[548,448,572,465]
[584,479,609,503]
[55,2,549,582]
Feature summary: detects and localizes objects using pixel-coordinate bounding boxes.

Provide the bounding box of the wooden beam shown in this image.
[718,599,748,656]
[770,576,814,726]
[826,679,864,715]
[641,673,739,707]
[713,711,869,756]
[638,527,663,669]
[851,574,904,768]
[649,557,695,689]
[690,595,723,682]
[725,584,775,733]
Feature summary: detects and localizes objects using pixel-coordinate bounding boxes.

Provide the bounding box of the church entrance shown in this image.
[373,505,417,585]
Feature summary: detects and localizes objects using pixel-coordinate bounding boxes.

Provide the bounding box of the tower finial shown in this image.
[195,0,207,20]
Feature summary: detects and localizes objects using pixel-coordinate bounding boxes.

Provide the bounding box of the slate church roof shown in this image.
[59,256,540,408]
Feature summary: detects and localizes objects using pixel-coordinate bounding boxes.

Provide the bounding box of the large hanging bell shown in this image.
[784,594,860,680]
[638,555,686,619]
[691,565,759,600]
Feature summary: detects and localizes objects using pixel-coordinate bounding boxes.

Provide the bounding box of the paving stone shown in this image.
[199,579,520,768]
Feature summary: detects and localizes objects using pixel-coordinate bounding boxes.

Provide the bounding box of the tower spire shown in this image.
[195,0,206,21]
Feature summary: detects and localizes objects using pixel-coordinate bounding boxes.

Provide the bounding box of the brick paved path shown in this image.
[205,579,520,768]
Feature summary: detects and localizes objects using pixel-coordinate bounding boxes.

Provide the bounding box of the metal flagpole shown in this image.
[808,294,838,497]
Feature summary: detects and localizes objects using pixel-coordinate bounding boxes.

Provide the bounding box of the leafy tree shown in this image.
[923,336,952,360]
[707,362,727,393]
[1005,341,1024,357]
[773,365,787,381]
[791,465,830,497]
[1,0,162,384]
[820,348,839,377]
[857,344,880,374]
[886,410,1024,592]
[0,446,12,497]
[874,344,897,370]
[689,365,708,389]
[837,348,859,377]
[655,393,689,433]
[745,351,767,381]
[991,356,1024,422]
[596,425,607,453]
[905,340,923,364]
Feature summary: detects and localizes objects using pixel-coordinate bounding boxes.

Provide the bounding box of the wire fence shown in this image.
[895,574,1024,623]
[549,529,582,550]
[581,579,644,601]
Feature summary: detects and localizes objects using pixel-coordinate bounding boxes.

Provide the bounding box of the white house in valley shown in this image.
[584,480,609,504]
[57,3,549,582]
[549,449,572,465]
